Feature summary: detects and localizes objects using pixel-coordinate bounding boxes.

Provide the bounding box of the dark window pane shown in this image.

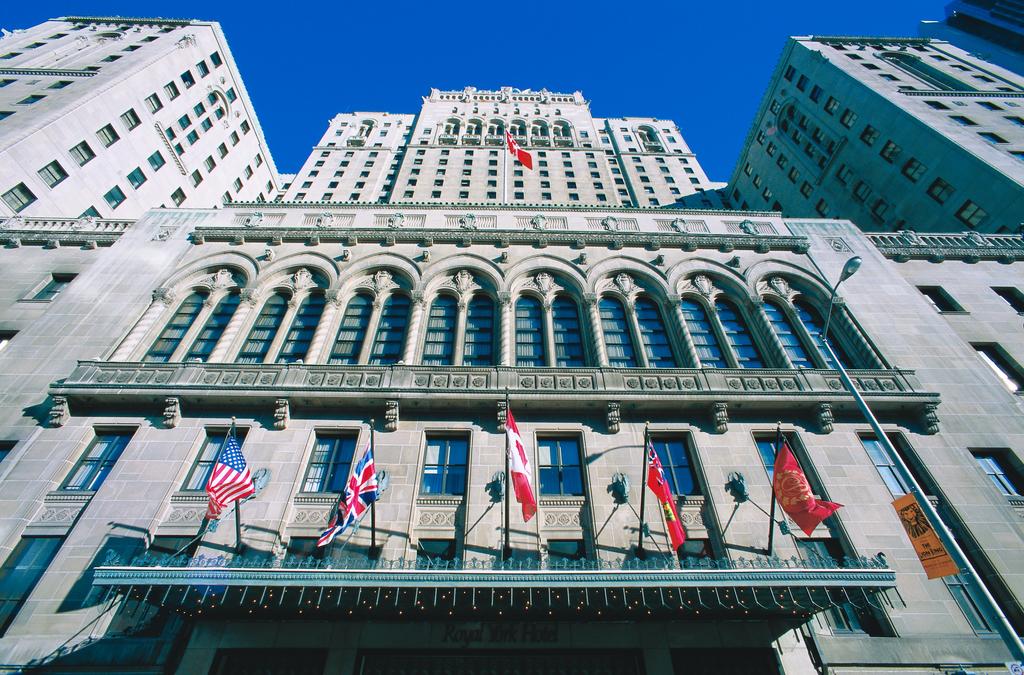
[329,294,372,364]
[237,294,287,363]
[144,292,206,362]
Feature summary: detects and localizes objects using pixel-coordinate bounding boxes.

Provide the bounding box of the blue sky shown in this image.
[5,1,943,179]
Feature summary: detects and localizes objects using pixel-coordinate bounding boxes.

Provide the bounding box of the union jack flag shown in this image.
[318,440,378,547]
[205,426,255,519]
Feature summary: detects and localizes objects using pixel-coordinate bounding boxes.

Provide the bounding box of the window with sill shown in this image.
[184,428,249,490]
[650,436,700,495]
[420,435,468,496]
[538,437,584,496]
[302,433,357,493]
[62,429,134,491]
[277,293,325,363]
[185,292,240,361]
[144,291,207,362]
[237,293,288,364]
[31,273,76,301]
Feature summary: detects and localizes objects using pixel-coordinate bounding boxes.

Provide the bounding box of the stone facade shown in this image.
[727,36,1024,234]
[0,204,1022,674]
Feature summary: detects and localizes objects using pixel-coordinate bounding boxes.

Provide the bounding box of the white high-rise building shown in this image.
[280,87,719,208]
[0,16,280,219]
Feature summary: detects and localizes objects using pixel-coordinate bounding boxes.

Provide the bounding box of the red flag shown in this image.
[772,439,842,536]
[505,129,533,170]
[505,407,537,522]
[647,441,686,551]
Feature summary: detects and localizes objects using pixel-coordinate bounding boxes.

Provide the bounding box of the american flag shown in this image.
[318,440,378,547]
[205,429,255,519]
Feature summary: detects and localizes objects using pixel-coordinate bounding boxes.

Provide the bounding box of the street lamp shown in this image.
[821,257,1024,662]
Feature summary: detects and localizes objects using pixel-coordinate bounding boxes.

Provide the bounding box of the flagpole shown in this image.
[230,418,243,554]
[502,125,509,205]
[369,419,377,558]
[637,422,650,559]
[767,423,781,557]
[503,391,511,561]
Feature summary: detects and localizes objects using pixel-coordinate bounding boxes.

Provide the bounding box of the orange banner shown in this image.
[892,493,959,580]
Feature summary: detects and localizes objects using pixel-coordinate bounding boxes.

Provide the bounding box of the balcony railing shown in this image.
[531,135,551,147]
[93,553,897,619]
[868,230,1024,262]
[484,134,504,146]
[462,134,481,145]
[553,136,574,147]
[346,137,365,148]
[438,134,458,145]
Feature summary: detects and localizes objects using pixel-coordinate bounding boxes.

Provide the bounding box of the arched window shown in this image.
[369,294,410,365]
[443,118,461,135]
[465,119,483,136]
[463,295,495,366]
[515,296,545,367]
[277,293,325,363]
[144,291,207,362]
[553,121,572,138]
[486,119,505,136]
[637,125,663,150]
[794,299,852,369]
[635,297,677,368]
[763,301,813,369]
[552,296,585,367]
[357,120,375,138]
[680,299,726,368]
[422,295,458,366]
[185,292,240,361]
[237,293,288,364]
[715,299,764,368]
[600,297,638,368]
[530,120,549,137]
[510,120,527,136]
[329,293,372,364]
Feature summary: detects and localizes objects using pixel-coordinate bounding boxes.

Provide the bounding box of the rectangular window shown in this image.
[180,70,195,88]
[2,183,36,213]
[103,185,126,209]
[417,539,455,564]
[926,178,955,204]
[120,108,141,130]
[879,140,900,162]
[0,537,63,636]
[127,167,146,189]
[859,125,880,146]
[950,115,977,126]
[839,109,857,128]
[945,573,994,633]
[163,81,180,99]
[538,437,584,496]
[302,434,357,492]
[186,130,199,145]
[171,188,186,206]
[145,93,162,113]
[971,451,1022,496]
[420,435,468,496]
[547,539,586,562]
[973,343,1024,392]
[955,200,987,228]
[901,157,927,182]
[62,429,133,491]
[31,273,76,301]
[96,123,119,147]
[978,132,1007,144]
[184,430,248,490]
[196,60,210,77]
[992,287,1024,313]
[860,435,912,496]
[69,141,95,166]
[37,160,68,188]
[17,95,45,105]
[650,437,700,495]
[148,151,166,171]
[796,539,877,634]
[917,286,962,312]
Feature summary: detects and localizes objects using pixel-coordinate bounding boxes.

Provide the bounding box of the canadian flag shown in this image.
[505,406,537,521]
[505,129,533,170]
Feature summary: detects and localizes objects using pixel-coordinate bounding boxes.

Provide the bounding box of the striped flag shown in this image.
[506,407,536,522]
[205,426,255,519]
[318,440,378,547]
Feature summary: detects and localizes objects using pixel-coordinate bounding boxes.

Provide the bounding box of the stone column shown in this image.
[401,292,426,364]
[357,295,386,364]
[671,296,701,368]
[169,291,221,362]
[499,292,513,366]
[208,289,258,363]
[623,299,649,368]
[542,299,556,367]
[304,290,342,364]
[584,293,609,367]
[452,297,469,366]
[265,292,306,363]
[109,288,175,361]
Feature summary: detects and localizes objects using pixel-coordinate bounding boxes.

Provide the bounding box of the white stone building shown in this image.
[727,36,1024,233]
[0,16,280,219]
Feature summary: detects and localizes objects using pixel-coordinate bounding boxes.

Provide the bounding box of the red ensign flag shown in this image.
[772,439,842,536]
[647,441,686,551]
[505,129,533,170]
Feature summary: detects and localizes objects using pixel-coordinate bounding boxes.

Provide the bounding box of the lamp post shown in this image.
[822,256,1024,661]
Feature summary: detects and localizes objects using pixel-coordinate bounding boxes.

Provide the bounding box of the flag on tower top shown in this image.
[505,129,533,170]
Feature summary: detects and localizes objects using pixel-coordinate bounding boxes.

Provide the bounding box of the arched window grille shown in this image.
[329,293,372,365]
[515,296,545,367]
[277,293,326,363]
[680,299,726,368]
[715,299,764,368]
[369,294,410,365]
[463,295,495,366]
[422,295,458,366]
[794,299,852,369]
[600,297,638,368]
[237,293,288,364]
[145,291,207,362]
[763,301,814,369]
[185,292,240,361]
[635,297,677,368]
[552,296,586,367]
[357,120,375,138]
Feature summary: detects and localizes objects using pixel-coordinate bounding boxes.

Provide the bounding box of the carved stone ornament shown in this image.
[387,212,405,228]
[289,268,316,292]
[262,247,275,262]
[315,212,334,228]
[274,398,289,430]
[670,218,685,233]
[452,270,476,295]
[530,214,547,230]
[965,231,988,247]
[738,219,759,235]
[204,269,235,290]
[497,400,508,433]
[601,216,618,231]
[692,274,715,300]
[897,229,921,245]
[614,273,636,296]
[817,402,834,435]
[152,287,176,306]
[711,402,728,434]
[372,270,397,295]
[922,402,940,435]
[49,396,69,428]
[534,272,556,295]
[175,34,197,49]
[458,213,477,230]
[768,276,791,299]
[606,402,621,435]
[385,400,400,432]
[163,397,181,429]
[244,212,264,228]
[240,288,262,306]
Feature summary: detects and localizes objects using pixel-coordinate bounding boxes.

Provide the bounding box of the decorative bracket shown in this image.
[163,397,181,429]
[607,402,621,434]
[49,396,69,428]
[385,400,400,432]
[921,402,939,435]
[274,398,289,430]
[711,401,728,434]
[497,400,508,434]
[817,402,834,435]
